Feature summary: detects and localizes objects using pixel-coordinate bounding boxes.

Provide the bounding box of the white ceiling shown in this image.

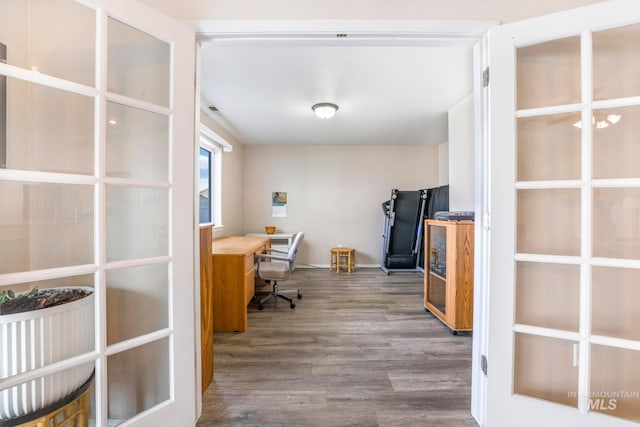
[200,40,474,146]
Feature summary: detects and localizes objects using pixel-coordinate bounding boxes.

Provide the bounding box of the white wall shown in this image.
[141,0,602,24]
[243,144,438,266]
[438,142,449,186]
[448,94,474,212]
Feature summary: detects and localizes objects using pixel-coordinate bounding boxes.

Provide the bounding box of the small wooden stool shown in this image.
[329,247,355,273]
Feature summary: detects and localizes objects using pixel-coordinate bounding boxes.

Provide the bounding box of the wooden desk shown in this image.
[211,236,270,332]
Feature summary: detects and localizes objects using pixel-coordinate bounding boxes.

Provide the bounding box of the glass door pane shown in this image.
[105,186,169,262]
[427,224,446,314]
[516,36,581,110]
[516,189,581,256]
[0,181,94,274]
[107,18,170,107]
[515,262,580,332]
[593,188,640,259]
[0,0,96,86]
[106,102,169,181]
[106,263,169,345]
[514,333,579,407]
[3,78,94,175]
[517,113,582,182]
[593,23,640,100]
[107,338,170,424]
[592,267,640,341]
[592,105,640,179]
[591,345,640,421]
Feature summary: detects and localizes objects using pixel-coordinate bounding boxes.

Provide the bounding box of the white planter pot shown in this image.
[0,287,94,421]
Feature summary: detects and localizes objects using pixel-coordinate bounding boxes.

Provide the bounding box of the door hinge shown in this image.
[481,354,488,376]
[482,67,490,88]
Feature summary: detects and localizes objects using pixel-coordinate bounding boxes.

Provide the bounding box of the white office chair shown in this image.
[254,231,304,310]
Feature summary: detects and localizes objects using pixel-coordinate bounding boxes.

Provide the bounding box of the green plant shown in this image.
[0,289,15,305]
[0,287,38,306]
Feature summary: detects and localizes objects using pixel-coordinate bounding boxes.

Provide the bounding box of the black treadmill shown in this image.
[381,189,428,274]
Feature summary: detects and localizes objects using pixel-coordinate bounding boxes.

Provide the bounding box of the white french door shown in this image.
[487,1,640,426]
[0,0,196,425]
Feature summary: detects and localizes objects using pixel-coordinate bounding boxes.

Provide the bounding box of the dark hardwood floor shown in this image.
[197,268,477,427]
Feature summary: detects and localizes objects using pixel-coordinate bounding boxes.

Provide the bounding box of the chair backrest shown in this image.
[287,231,305,268]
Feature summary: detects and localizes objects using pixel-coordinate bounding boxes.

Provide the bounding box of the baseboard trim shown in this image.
[296,264,383,269]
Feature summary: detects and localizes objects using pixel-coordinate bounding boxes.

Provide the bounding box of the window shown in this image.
[199,124,231,227]
[198,147,212,223]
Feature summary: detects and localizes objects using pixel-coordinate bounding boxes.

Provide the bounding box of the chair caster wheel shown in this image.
[258,304,264,310]
[297,293,302,299]
[290,303,296,309]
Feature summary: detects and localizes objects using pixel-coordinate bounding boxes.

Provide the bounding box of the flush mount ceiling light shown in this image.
[312,102,339,119]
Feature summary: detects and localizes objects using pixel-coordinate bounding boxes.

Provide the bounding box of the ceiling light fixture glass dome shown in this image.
[573,113,622,129]
[312,102,339,119]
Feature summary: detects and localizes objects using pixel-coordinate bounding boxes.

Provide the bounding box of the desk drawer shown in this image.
[244,267,255,305]
[244,254,255,272]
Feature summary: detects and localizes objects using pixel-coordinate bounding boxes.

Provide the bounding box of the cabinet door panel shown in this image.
[423,220,474,331]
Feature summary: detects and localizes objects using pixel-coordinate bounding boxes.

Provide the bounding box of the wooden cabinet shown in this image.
[199,225,214,394]
[423,219,474,334]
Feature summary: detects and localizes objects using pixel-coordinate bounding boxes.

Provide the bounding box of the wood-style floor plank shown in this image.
[197,268,477,426]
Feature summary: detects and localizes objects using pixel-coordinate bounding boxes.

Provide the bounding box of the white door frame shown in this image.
[189,18,495,425]
[472,34,491,427]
